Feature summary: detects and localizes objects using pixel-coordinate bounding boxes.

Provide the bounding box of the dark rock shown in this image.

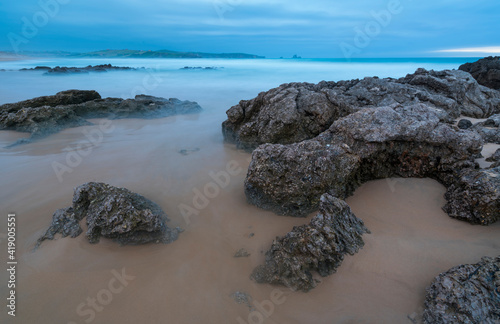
[19,64,138,74]
[459,56,500,90]
[36,182,180,248]
[251,194,369,291]
[443,167,500,225]
[20,66,51,71]
[223,68,500,150]
[234,248,250,258]
[178,148,200,156]
[423,256,500,324]
[245,103,484,222]
[486,149,500,162]
[457,119,473,129]
[0,91,202,146]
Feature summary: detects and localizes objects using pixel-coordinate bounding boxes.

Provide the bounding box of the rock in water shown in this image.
[222,68,500,150]
[0,90,203,146]
[459,56,500,90]
[423,256,500,324]
[251,194,369,292]
[36,182,180,247]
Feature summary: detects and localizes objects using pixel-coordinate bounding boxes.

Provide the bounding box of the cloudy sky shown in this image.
[1,0,499,58]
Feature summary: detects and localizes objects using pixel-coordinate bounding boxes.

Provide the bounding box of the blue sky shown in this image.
[0,0,499,58]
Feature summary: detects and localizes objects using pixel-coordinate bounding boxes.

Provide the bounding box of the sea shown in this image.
[1,57,499,324]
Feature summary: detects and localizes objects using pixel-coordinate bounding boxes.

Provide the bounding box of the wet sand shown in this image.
[1,113,499,324]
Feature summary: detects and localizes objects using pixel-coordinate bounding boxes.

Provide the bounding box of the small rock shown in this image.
[234,248,250,258]
[457,119,473,129]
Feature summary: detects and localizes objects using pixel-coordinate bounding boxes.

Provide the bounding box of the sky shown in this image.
[0,0,499,58]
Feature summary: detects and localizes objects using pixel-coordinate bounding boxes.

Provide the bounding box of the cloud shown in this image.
[435,46,500,54]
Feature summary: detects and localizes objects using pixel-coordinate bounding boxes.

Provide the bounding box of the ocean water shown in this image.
[1,57,498,324]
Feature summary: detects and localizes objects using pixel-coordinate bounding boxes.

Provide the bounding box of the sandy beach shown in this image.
[0,114,498,323]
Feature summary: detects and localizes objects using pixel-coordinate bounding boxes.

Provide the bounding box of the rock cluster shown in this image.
[36,182,180,248]
[223,68,500,151]
[20,64,139,74]
[251,194,369,291]
[0,90,202,146]
[423,256,500,324]
[459,56,500,90]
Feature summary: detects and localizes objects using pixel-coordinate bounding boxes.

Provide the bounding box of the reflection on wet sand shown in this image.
[0,115,499,324]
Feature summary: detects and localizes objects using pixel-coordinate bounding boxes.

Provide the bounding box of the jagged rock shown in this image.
[459,56,500,90]
[36,182,180,248]
[443,167,500,225]
[0,90,202,146]
[458,119,473,129]
[223,68,500,150]
[423,256,500,324]
[245,103,484,222]
[251,194,369,292]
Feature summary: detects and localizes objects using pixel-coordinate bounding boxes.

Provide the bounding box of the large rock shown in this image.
[459,56,500,90]
[245,103,485,222]
[443,167,500,225]
[423,256,500,324]
[251,194,369,292]
[36,182,181,247]
[0,90,203,146]
[223,69,500,150]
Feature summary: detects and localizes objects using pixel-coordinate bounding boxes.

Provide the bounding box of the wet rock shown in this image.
[36,182,181,247]
[459,56,500,90]
[245,103,483,221]
[223,68,500,150]
[0,90,202,146]
[234,248,251,258]
[457,119,473,129]
[443,167,500,225]
[423,256,500,324]
[251,194,369,291]
[21,64,139,74]
[178,148,200,155]
[231,291,254,311]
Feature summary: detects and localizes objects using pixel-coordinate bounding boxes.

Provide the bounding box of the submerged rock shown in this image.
[223,68,500,150]
[21,64,140,74]
[36,182,181,248]
[251,194,369,291]
[459,56,500,90]
[245,103,485,222]
[423,256,500,324]
[0,90,202,146]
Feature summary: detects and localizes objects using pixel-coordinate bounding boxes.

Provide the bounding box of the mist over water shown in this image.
[1,57,498,324]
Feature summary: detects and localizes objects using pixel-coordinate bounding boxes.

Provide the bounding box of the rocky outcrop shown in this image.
[459,56,500,90]
[20,64,139,74]
[251,194,369,291]
[423,256,500,324]
[245,103,488,223]
[223,68,500,150]
[36,182,181,248]
[0,90,202,146]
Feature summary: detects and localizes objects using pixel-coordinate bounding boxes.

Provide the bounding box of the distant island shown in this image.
[2,49,265,59]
